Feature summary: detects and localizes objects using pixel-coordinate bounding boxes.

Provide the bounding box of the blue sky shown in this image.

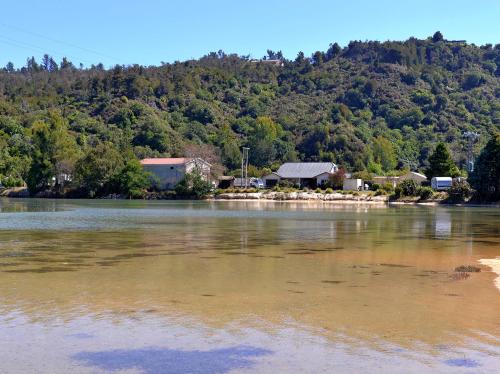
[1,0,499,68]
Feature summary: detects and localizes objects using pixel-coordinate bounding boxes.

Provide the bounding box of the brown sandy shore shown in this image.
[213,192,500,207]
[2,187,499,207]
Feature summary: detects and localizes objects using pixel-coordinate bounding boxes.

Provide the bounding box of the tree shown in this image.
[372,136,397,172]
[432,31,444,43]
[247,116,282,167]
[325,42,341,60]
[111,158,152,198]
[469,133,500,201]
[26,122,53,194]
[5,62,14,73]
[74,143,124,197]
[328,167,346,189]
[447,180,472,203]
[175,170,212,198]
[462,72,485,90]
[184,100,215,124]
[27,112,80,194]
[425,142,460,180]
[132,115,170,153]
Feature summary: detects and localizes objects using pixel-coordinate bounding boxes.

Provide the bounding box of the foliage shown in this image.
[175,171,212,198]
[418,186,434,200]
[1,175,23,188]
[328,167,346,189]
[381,182,395,193]
[0,33,498,197]
[110,158,153,198]
[425,143,460,180]
[26,112,79,195]
[74,143,124,197]
[469,133,500,202]
[395,179,419,197]
[372,136,397,172]
[446,180,472,203]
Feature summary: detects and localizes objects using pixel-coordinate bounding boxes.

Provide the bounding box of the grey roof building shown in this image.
[262,162,338,188]
[275,162,337,178]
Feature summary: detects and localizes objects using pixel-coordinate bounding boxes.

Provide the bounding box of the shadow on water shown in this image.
[72,345,272,374]
[444,358,481,368]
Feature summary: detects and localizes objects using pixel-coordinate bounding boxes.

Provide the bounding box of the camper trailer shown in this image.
[431,177,452,190]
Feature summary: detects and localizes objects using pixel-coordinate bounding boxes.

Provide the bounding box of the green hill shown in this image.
[0,32,498,192]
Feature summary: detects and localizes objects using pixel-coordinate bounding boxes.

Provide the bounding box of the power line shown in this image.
[0,34,95,66]
[0,22,124,64]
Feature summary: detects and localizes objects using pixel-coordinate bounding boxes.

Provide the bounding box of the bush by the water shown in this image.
[419,186,434,200]
[394,180,419,198]
[1,176,24,188]
[175,171,212,198]
[447,180,472,203]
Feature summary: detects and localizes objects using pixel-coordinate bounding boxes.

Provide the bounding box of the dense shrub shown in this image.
[175,171,212,198]
[1,176,24,188]
[395,179,419,198]
[447,180,472,203]
[381,183,395,193]
[278,180,295,188]
[419,186,434,200]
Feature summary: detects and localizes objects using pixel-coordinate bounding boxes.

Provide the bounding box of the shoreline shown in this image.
[1,188,498,207]
[479,258,500,292]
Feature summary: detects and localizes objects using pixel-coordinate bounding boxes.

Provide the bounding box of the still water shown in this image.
[0,198,499,373]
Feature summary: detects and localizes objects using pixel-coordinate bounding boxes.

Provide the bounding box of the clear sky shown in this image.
[1,0,499,68]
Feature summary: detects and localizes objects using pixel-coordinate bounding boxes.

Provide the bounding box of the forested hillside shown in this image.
[0,32,499,193]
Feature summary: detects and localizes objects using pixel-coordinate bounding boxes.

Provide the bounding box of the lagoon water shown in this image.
[0,198,499,373]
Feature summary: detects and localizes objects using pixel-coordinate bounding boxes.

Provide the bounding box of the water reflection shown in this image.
[0,198,499,372]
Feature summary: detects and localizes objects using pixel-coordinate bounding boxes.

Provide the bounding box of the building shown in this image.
[140,158,211,190]
[262,162,338,188]
[399,171,427,184]
[343,178,363,191]
[372,176,400,189]
[217,176,235,189]
[372,172,427,188]
[250,59,284,67]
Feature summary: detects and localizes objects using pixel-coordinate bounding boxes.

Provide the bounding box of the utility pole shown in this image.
[463,131,480,173]
[241,147,250,188]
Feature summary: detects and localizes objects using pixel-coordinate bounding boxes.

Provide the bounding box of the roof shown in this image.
[275,162,337,179]
[373,176,399,180]
[218,176,235,181]
[140,157,211,166]
[404,171,426,179]
[432,177,453,181]
[140,158,190,165]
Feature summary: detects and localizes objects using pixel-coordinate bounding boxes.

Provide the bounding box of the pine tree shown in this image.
[425,142,460,180]
[469,133,500,201]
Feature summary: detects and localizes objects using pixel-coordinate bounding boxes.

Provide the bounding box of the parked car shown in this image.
[249,178,265,189]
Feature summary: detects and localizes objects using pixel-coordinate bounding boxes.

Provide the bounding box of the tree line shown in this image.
[0,32,498,199]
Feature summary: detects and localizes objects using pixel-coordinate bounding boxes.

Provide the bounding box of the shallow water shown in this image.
[0,198,499,373]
